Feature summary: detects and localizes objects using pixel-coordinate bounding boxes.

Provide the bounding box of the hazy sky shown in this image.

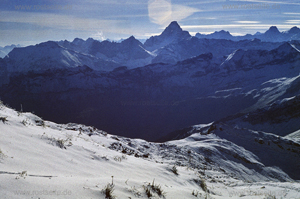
[0,0,300,46]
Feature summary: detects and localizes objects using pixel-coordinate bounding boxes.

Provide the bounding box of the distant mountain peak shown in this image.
[127,35,136,40]
[73,38,84,43]
[144,21,191,51]
[288,26,300,34]
[216,30,230,34]
[36,41,60,48]
[254,32,262,36]
[168,21,181,29]
[121,35,141,46]
[213,30,232,36]
[265,26,280,34]
[161,21,183,36]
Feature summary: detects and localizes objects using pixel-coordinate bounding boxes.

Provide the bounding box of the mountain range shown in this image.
[0,21,300,142]
[1,21,300,197]
[196,26,300,42]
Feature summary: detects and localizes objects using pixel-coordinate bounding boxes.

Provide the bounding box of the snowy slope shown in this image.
[58,37,154,69]
[3,41,120,73]
[217,94,300,138]
[285,129,300,143]
[1,102,300,199]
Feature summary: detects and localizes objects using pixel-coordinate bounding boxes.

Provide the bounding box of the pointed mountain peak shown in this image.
[265,26,280,34]
[254,31,262,36]
[121,35,141,45]
[161,21,183,36]
[167,21,181,29]
[127,35,136,40]
[288,26,300,34]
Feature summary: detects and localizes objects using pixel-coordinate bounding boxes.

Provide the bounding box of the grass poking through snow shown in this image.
[143,179,166,198]
[102,183,115,199]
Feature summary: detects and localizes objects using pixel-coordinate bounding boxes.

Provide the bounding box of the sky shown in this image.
[0,0,300,46]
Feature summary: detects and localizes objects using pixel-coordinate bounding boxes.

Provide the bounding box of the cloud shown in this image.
[181,24,294,29]
[143,32,161,37]
[181,24,295,34]
[148,0,172,25]
[171,4,201,22]
[285,20,300,24]
[237,0,300,5]
[148,0,200,26]
[235,21,261,23]
[92,31,106,41]
[0,10,145,45]
[0,11,121,32]
[83,0,147,5]
[283,12,300,15]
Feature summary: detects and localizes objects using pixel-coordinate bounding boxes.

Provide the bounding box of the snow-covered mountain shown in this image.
[1,21,288,78]
[151,36,282,64]
[58,36,154,69]
[1,41,300,141]
[196,26,300,42]
[196,30,234,40]
[1,21,300,140]
[56,37,95,55]
[3,41,120,73]
[0,101,299,199]
[218,94,300,138]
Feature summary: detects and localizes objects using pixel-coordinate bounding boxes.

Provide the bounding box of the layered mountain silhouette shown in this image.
[0,21,300,141]
[196,26,300,42]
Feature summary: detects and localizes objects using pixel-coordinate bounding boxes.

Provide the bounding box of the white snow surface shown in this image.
[4,41,120,73]
[0,103,300,199]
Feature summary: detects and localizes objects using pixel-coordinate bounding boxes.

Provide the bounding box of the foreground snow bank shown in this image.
[0,102,299,198]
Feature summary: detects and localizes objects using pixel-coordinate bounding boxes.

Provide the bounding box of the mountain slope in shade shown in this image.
[151,36,282,64]
[217,93,300,138]
[89,36,154,68]
[0,44,21,58]
[1,102,300,198]
[220,42,300,72]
